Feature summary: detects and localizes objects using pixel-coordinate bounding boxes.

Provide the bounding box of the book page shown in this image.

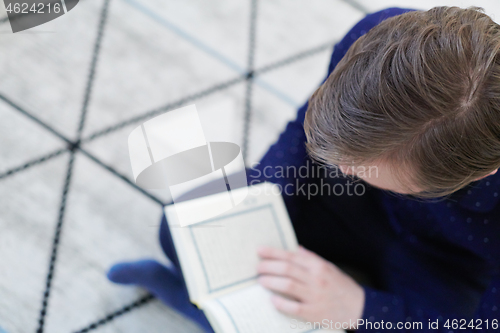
[165,182,298,304]
[203,284,344,333]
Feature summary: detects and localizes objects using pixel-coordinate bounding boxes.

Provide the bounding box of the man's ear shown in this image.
[474,169,498,181]
[339,165,355,176]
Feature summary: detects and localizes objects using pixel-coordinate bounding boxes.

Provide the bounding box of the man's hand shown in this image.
[257,245,365,329]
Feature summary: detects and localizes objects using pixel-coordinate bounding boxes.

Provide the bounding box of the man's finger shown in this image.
[258,276,309,301]
[257,246,293,260]
[257,260,309,283]
[257,246,311,270]
[270,293,305,318]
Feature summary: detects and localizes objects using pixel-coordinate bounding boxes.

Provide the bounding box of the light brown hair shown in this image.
[304,6,500,197]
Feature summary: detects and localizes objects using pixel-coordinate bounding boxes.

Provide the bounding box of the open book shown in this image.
[164,182,343,333]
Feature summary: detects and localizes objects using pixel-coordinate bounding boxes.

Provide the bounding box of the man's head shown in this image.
[304,6,500,198]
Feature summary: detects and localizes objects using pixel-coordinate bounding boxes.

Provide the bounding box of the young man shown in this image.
[108,6,500,332]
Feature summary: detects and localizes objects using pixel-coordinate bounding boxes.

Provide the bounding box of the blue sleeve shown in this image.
[359,275,500,332]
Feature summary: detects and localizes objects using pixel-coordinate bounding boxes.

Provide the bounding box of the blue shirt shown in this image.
[248,7,500,332]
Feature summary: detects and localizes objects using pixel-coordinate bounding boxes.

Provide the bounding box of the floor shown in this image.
[1,0,500,332]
